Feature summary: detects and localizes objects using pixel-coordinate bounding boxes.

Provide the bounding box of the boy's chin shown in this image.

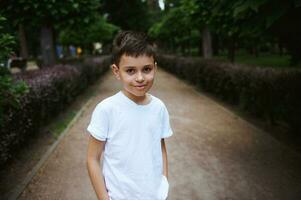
[131,91,148,97]
[124,89,148,97]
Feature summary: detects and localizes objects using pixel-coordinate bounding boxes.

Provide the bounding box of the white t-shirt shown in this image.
[87,91,173,200]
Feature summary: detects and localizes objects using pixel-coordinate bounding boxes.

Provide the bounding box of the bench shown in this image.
[8,58,27,72]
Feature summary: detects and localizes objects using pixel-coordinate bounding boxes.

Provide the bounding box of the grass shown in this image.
[48,111,77,139]
[235,54,291,68]
[214,53,301,69]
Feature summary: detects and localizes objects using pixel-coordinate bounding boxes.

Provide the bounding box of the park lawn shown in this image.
[235,54,290,68]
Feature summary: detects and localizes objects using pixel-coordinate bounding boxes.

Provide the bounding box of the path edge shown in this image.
[9,98,94,200]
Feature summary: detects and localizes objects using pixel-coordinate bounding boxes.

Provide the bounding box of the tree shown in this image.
[262,0,301,65]
[0,15,29,126]
[163,0,182,11]
[150,0,301,64]
[102,0,151,32]
[60,16,120,54]
[0,16,15,67]
[147,0,160,11]
[149,6,200,55]
[182,0,214,58]
[1,0,101,66]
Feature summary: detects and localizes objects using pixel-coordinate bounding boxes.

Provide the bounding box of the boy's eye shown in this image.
[126,69,135,74]
[143,67,152,73]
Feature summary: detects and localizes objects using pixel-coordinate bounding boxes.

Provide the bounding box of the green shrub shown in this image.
[0,56,111,166]
[157,54,301,135]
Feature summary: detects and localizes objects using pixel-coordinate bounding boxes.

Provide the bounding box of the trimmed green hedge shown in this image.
[0,56,111,167]
[157,55,301,135]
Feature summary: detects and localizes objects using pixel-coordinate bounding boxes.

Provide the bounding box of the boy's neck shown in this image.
[121,90,151,105]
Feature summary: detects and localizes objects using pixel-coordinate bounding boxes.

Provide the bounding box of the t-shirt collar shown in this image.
[119,90,153,107]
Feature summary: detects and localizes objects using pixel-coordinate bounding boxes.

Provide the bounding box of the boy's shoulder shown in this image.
[150,94,166,107]
[93,92,120,112]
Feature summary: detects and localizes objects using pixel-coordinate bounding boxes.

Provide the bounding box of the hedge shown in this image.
[157,54,301,135]
[0,56,111,167]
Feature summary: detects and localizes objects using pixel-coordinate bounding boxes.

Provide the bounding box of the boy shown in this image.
[86,31,173,200]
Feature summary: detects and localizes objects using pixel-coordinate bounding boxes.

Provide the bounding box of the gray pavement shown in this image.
[19,68,301,200]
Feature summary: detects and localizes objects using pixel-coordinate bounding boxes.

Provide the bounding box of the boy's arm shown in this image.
[86,135,110,200]
[161,138,169,179]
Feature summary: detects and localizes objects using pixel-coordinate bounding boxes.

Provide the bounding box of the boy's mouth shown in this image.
[135,85,147,89]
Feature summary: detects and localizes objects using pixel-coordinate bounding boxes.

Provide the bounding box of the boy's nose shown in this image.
[135,73,145,82]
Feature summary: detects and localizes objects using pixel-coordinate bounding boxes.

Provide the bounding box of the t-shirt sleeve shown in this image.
[161,104,173,139]
[86,103,109,141]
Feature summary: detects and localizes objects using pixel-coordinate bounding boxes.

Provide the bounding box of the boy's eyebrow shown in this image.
[143,64,154,67]
[123,66,136,69]
[123,64,154,69]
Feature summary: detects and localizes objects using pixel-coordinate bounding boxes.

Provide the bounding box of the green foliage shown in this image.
[215,54,294,68]
[1,0,104,65]
[0,56,111,166]
[158,54,301,134]
[1,0,101,28]
[0,15,29,127]
[59,16,120,46]
[149,7,184,40]
[102,0,151,31]
[150,0,301,64]
[0,73,29,109]
[0,16,15,66]
[149,4,200,53]
[51,111,77,139]
[0,74,29,126]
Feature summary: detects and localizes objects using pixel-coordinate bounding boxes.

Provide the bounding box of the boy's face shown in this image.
[112,54,157,99]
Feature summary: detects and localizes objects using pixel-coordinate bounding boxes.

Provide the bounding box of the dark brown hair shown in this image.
[111,31,156,66]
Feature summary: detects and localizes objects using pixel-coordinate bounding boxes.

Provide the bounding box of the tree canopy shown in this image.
[59,16,120,48]
[0,0,106,66]
[150,0,301,64]
[0,16,15,66]
[101,0,151,31]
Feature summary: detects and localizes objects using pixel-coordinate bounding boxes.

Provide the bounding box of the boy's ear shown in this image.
[111,64,120,80]
[154,61,158,72]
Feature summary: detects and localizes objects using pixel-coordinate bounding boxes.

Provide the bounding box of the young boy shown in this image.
[86,31,173,200]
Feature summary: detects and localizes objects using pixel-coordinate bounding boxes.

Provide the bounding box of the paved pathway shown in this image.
[19,68,301,200]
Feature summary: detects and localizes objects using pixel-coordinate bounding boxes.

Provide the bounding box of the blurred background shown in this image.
[1,0,301,70]
[1,1,301,199]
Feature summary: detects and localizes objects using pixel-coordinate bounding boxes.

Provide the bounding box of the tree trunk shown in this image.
[254,46,259,57]
[65,46,71,57]
[288,45,301,66]
[40,25,56,67]
[18,24,29,59]
[279,43,284,56]
[202,26,213,59]
[228,36,236,63]
[147,0,160,11]
[212,34,219,56]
